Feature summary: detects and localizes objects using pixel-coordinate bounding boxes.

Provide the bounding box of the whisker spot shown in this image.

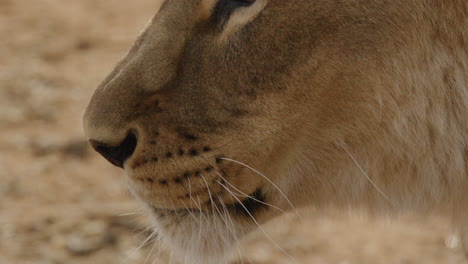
[189,149,199,156]
[203,146,212,152]
[132,162,141,169]
[184,134,198,141]
[159,179,168,185]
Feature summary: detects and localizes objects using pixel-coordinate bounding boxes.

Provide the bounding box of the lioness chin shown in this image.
[83,0,467,263]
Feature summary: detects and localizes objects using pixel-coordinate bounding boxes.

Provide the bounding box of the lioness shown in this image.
[83,0,467,263]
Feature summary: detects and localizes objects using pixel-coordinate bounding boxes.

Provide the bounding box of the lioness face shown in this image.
[84,0,316,259]
[84,0,404,261]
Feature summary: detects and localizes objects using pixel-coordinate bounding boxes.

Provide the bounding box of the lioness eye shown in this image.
[212,0,256,26]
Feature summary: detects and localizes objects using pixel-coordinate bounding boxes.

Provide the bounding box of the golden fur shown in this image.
[83,0,467,263]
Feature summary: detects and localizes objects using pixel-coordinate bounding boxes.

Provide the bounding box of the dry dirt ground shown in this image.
[0,0,466,263]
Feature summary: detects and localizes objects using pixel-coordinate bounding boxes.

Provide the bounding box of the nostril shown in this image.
[90,132,137,168]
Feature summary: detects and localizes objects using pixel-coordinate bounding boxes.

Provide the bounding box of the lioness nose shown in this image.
[89,133,137,168]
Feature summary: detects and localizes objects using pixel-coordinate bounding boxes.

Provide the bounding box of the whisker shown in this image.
[195,194,205,248]
[165,186,182,220]
[196,154,286,214]
[180,199,197,221]
[199,173,229,249]
[210,139,235,152]
[217,195,245,264]
[217,180,298,264]
[143,231,161,264]
[187,175,193,204]
[186,176,205,213]
[132,225,156,244]
[120,231,158,264]
[216,194,238,234]
[118,211,144,216]
[216,192,241,244]
[341,144,394,206]
[199,173,217,216]
[177,183,200,221]
[220,157,301,218]
[214,173,287,215]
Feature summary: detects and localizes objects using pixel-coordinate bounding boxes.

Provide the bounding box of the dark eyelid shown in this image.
[211,0,256,27]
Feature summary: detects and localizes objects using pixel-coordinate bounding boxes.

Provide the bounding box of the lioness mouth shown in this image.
[152,188,267,218]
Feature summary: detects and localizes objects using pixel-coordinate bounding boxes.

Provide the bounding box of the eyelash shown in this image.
[211,0,256,27]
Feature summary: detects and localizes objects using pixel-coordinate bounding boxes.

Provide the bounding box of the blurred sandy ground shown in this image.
[0,0,466,263]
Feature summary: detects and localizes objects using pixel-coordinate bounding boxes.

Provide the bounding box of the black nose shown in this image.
[90,133,137,168]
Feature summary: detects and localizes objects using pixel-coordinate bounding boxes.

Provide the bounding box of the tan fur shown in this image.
[83,0,467,263]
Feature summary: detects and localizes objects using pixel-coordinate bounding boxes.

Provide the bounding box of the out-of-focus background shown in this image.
[0,0,466,263]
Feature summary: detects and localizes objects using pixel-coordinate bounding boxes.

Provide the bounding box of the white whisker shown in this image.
[341,144,394,206]
[143,232,161,264]
[220,157,301,219]
[214,173,287,215]
[196,154,287,214]
[199,173,228,253]
[165,186,182,220]
[213,192,239,252]
[217,195,245,264]
[118,211,144,216]
[195,194,204,249]
[120,231,157,264]
[199,173,217,216]
[217,180,298,264]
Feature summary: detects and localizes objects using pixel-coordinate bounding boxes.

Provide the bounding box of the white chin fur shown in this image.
[148,209,248,264]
